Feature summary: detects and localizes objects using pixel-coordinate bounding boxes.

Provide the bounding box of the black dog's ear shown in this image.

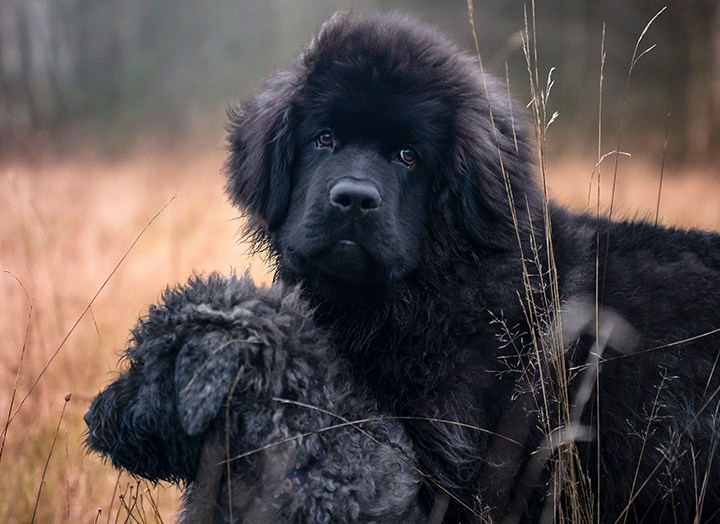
[445,74,541,252]
[225,71,301,233]
[175,331,241,436]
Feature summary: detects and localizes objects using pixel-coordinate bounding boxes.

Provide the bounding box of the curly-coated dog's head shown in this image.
[226,12,541,303]
[84,274,424,522]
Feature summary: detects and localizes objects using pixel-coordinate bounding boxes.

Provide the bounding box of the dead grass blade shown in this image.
[8,196,177,425]
[31,393,71,523]
[0,271,32,466]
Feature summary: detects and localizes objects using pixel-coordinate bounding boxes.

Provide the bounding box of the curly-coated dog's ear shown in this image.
[175,331,241,436]
[225,71,301,233]
[444,76,542,251]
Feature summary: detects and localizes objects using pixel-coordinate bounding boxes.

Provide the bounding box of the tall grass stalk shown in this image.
[464,1,695,522]
[0,271,31,466]
[31,393,71,523]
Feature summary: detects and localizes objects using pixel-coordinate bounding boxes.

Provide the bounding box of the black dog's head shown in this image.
[226,12,540,303]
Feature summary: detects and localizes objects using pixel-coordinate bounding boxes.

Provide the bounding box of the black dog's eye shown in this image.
[397,147,417,167]
[315,131,334,149]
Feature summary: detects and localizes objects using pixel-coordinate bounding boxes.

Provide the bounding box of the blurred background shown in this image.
[2,1,719,522]
[2,0,719,164]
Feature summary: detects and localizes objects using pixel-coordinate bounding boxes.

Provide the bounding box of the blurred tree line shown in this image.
[0,0,718,165]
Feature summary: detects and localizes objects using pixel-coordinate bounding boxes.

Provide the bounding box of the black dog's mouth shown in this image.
[280,238,396,305]
[311,239,379,282]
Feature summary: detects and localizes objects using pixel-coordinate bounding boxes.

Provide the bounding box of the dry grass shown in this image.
[0,142,717,522]
[1,146,271,522]
[546,155,720,230]
[507,5,720,520]
[513,154,720,522]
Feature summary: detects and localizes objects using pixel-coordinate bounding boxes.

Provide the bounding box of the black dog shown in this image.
[85,274,423,523]
[225,11,720,522]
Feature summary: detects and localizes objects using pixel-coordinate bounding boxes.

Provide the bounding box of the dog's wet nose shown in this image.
[329,180,381,217]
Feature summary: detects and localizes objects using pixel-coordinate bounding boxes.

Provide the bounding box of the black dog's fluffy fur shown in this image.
[84,274,423,522]
[225,12,720,522]
[87,11,720,523]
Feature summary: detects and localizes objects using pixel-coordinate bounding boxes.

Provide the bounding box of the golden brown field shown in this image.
[1,145,718,522]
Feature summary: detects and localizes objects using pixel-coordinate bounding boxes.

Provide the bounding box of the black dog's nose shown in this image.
[329,180,381,217]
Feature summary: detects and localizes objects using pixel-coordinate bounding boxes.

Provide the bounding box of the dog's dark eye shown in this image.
[315,131,334,149]
[397,148,417,167]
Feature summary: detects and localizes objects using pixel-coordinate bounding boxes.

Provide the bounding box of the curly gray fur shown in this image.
[85,273,424,523]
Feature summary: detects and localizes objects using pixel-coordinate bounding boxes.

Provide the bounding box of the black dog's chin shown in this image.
[313,240,378,280]
[283,241,393,306]
[312,272,391,306]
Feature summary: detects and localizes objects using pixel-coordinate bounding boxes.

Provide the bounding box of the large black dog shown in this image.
[225,11,720,522]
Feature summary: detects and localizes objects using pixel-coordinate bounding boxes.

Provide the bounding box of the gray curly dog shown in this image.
[84,274,424,522]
